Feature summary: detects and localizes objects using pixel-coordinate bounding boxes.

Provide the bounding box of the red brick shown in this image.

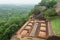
[38,31,46,38]
[21,30,28,37]
[25,26,32,30]
[40,27,46,31]
[41,23,46,27]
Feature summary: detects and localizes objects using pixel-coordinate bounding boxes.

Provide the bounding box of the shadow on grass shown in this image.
[46,36,60,40]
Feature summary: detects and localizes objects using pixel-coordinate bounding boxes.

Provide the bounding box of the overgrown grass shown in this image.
[51,16,60,35]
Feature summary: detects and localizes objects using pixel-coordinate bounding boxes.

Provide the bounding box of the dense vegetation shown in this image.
[43,8,56,18]
[32,0,57,18]
[0,4,34,40]
[40,0,57,8]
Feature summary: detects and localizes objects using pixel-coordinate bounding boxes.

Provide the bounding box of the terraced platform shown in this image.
[14,19,48,40]
[10,15,54,40]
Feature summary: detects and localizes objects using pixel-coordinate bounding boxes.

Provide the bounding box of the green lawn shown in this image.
[51,16,60,35]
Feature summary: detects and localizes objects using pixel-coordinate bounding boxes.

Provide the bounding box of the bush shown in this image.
[43,8,56,18]
[40,0,57,8]
[31,6,40,15]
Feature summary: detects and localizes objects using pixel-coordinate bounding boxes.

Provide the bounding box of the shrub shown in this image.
[31,6,40,15]
[43,8,56,18]
[39,0,57,8]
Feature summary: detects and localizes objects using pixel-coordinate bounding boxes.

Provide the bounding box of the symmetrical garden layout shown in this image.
[13,15,54,40]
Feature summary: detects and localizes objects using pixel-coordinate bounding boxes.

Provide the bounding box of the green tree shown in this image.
[40,0,57,8]
[31,6,40,15]
[43,8,56,18]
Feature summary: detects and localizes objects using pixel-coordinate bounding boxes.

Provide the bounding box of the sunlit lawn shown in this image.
[51,16,60,35]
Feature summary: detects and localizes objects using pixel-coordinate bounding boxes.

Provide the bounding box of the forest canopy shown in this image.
[0,5,33,40]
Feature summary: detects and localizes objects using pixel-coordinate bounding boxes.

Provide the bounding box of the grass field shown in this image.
[51,16,60,35]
